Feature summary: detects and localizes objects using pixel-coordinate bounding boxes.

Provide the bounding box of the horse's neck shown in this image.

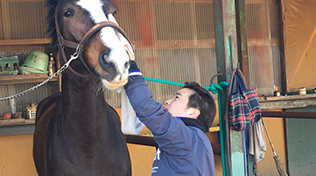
[60,72,113,135]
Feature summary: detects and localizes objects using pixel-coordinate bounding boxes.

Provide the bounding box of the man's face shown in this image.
[163,88,195,117]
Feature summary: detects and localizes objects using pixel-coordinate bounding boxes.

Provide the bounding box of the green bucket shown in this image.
[20,51,49,74]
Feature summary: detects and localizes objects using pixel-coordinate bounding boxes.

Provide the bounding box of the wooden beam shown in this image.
[259,94,316,110]
[0,38,270,50]
[2,0,44,2]
[262,111,316,119]
[0,38,51,46]
[125,134,221,155]
[125,134,156,146]
[0,74,58,85]
[116,0,275,4]
[0,119,34,127]
[0,123,35,136]
[132,38,278,50]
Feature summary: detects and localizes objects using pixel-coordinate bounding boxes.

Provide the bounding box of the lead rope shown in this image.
[0,52,80,101]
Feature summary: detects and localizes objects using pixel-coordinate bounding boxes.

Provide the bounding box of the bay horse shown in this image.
[33,0,133,175]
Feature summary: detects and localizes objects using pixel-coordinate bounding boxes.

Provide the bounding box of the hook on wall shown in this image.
[210,73,223,84]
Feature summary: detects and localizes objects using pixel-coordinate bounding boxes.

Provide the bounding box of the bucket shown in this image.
[20,51,49,74]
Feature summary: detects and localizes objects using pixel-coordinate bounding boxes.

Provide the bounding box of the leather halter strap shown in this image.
[55,12,132,77]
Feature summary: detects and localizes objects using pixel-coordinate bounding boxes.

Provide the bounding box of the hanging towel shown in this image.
[249,119,266,162]
[109,21,144,135]
[120,87,145,134]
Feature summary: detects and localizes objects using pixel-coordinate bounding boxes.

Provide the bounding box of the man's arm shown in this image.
[124,61,194,155]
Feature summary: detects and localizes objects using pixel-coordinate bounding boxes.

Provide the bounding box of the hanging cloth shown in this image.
[249,119,267,162]
[227,68,262,131]
[120,88,145,135]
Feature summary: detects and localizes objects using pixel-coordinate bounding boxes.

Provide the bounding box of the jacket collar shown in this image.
[178,117,208,133]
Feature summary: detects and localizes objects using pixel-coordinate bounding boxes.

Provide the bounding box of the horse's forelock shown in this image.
[46,0,65,46]
[103,0,115,11]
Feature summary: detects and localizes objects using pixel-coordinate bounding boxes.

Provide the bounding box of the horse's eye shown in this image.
[63,8,75,18]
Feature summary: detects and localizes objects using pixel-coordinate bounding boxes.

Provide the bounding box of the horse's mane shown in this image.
[46,0,64,46]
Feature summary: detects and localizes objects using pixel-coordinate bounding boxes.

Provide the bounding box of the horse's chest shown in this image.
[45,113,131,176]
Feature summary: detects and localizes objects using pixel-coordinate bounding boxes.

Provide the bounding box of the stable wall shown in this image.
[0,134,224,176]
[0,119,286,176]
[0,106,225,176]
[0,134,156,176]
[283,0,316,90]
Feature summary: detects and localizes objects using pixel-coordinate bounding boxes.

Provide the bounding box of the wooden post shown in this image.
[213,0,247,175]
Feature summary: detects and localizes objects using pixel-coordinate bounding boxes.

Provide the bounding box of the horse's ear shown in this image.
[46,0,57,7]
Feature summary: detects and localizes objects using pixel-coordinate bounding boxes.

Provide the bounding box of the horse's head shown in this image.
[47,0,133,90]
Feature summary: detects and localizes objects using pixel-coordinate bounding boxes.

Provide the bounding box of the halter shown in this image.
[55,12,133,77]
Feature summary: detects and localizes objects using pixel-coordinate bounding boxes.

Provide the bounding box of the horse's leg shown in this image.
[33,93,61,176]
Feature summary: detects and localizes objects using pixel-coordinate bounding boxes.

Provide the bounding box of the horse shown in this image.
[33,0,133,175]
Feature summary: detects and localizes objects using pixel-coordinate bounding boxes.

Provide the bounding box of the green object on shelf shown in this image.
[0,56,19,75]
[20,51,49,74]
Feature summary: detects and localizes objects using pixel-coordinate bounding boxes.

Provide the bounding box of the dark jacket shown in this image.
[124,75,215,176]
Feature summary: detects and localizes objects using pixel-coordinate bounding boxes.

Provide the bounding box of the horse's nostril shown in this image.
[102,50,110,58]
[124,61,130,69]
[99,50,113,70]
[103,57,111,66]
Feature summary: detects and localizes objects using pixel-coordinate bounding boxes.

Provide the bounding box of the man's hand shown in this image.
[124,60,143,89]
[128,60,142,77]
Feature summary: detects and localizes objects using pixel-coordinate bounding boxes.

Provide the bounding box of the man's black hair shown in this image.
[183,82,216,129]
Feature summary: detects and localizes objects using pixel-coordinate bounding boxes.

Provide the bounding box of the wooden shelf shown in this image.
[0,73,58,85]
[0,119,35,127]
[0,119,35,137]
[0,38,51,46]
[259,94,316,110]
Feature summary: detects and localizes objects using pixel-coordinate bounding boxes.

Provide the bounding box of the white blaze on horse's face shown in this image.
[77,0,132,90]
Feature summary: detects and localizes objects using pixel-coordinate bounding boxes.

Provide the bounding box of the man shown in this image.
[124,60,216,176]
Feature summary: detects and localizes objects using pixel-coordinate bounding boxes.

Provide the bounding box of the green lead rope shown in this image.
[143,76,229,94]
[143,77,186,87]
